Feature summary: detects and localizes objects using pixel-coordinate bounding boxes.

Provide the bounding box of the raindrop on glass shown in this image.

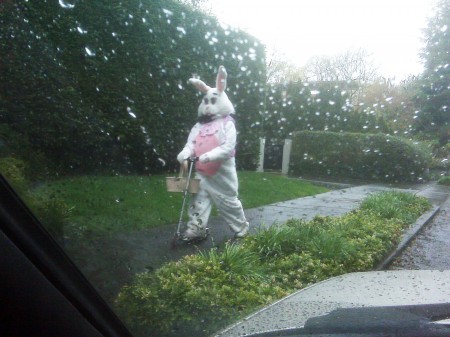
[177,27,186,35]
[77,26,87,34]
[59,0,75,9]
[85,46,96,56]
[162,8,173,17]
[127,107,137,118]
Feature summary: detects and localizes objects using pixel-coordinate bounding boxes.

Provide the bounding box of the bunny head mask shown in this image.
[189,66,235,121]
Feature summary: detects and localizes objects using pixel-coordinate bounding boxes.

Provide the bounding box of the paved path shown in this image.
[65,181,449,304]
[116,185,424,273]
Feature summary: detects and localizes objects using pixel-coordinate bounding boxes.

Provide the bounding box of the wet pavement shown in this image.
[63,180,449,305]
[389,193,450,270]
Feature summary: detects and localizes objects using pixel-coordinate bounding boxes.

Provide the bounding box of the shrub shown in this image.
[0,124,50,181]
[0,156,69,240]
[290,131,432,182]
[116,192,431,336]
[242,223,307,260]
[438,175,450,186]
[0,157,28,193]
[27,192,70,240]
[198,243,268,281]
[116,244,286,337]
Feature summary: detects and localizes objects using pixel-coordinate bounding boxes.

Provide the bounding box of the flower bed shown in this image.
[116,191,430,337]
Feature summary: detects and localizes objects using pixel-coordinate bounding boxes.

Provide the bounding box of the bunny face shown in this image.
[197,88,234,118]
[189,66,235,119]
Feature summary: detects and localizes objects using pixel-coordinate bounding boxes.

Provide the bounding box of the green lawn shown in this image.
[34,172,328,234]
[238,171,328,206]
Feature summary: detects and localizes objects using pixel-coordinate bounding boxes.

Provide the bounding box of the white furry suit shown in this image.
[177,66,249,240]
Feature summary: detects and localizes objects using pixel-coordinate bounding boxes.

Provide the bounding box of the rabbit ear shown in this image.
[189,78,210,93]
[216,65,227,93]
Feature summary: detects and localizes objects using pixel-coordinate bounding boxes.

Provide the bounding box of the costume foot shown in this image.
[234,223,249,238]
[182,227,209,243]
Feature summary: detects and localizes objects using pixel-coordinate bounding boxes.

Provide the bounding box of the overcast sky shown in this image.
[209,0,436,80]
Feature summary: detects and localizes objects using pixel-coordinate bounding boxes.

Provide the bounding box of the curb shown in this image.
[375,205,441,270]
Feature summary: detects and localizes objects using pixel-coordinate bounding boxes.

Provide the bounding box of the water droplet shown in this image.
[127,107,137,118]
[85,46,95,56]
[77,26,87,34]
[162,8,173,16]
[176,27,186,35]
[59,0,75,9]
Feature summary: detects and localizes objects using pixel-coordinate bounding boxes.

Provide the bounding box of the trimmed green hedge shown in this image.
[290,131,431,182]
[116,191,430,337]
[1,0,265,175]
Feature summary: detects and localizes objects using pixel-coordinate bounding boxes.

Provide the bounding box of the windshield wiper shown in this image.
[243,303,450,337]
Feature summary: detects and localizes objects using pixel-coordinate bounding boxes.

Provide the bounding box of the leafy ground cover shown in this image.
[438,175,450,186]
[115,191,431,337]
[33,172,328,234]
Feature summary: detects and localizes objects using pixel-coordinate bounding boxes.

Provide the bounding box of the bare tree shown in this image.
[303,48,379,103]
[266,50,305,84]
[304,48,377,82]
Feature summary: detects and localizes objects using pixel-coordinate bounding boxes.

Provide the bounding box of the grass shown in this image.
[360,190,431,224]
[34,172,328,234]
[238,171,328,206]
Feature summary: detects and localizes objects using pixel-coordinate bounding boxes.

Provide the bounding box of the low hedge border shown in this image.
[290,131,431,182]
[115,191,431,337]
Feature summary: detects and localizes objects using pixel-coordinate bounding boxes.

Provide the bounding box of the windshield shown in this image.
[1,0,448,336]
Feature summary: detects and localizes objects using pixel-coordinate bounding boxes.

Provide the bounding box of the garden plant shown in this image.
[116,191,431,337]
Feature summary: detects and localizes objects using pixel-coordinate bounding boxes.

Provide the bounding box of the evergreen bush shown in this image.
[290,131,431,182]
[1,0,265,174]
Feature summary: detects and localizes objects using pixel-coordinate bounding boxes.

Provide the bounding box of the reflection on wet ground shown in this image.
[390,196,450,270]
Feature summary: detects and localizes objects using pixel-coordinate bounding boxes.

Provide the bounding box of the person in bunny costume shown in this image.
[177,65,249,241]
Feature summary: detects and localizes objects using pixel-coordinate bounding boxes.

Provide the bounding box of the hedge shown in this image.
[290,131,431,182]
[1,0,265,175]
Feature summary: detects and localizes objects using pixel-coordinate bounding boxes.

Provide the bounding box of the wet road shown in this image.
[389,196,450,270]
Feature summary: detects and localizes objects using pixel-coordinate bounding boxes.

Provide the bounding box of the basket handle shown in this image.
[179,160,189,178]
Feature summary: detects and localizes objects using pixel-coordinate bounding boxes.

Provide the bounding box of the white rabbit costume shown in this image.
[177,66,249,240]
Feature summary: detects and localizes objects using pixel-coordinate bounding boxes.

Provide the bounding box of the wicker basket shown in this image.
[166,162,200,194]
